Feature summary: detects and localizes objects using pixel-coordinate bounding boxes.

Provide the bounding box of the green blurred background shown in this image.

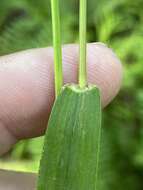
[0,0,143,189]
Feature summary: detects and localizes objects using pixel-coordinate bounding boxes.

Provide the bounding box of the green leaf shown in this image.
[37,84,101,190]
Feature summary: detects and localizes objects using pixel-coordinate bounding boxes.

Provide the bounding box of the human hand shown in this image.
[0,43,122,156]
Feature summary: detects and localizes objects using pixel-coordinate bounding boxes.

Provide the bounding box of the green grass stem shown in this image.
[79,0,87,88]
[51,0,63,97]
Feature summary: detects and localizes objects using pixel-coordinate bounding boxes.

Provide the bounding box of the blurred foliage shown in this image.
[0,0,143,189]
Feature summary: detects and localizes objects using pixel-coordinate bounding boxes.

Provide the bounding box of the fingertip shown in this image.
[0,43,122,143]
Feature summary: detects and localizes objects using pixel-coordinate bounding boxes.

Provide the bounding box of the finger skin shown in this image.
[0,43,122,155]
[0,169,36,190]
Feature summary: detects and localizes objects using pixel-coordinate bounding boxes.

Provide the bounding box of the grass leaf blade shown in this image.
[37,85,101,190]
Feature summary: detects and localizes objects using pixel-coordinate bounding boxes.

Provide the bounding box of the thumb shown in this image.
[0,43,122,155]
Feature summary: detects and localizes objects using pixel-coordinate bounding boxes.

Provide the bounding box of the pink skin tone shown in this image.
[0,43,122,156]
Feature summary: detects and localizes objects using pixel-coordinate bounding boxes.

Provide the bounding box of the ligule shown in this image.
[37,85,101,190]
